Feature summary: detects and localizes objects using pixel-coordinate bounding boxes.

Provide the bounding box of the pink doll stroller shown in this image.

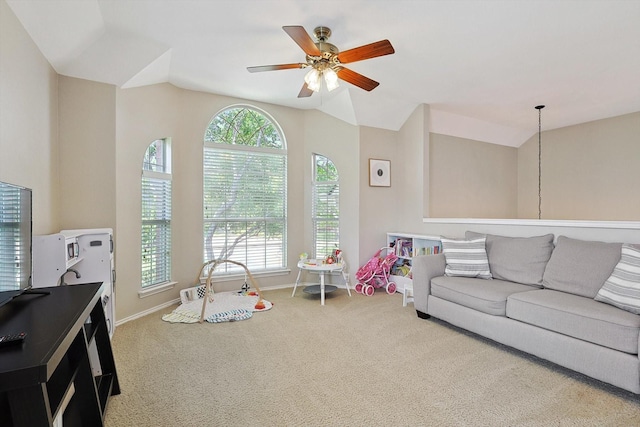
[355,247,398,296]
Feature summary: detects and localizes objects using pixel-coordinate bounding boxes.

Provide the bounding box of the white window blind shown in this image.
[0,184,29,292]
[141,138,172,288]
[203,147,287,273]
[312,154,339,258]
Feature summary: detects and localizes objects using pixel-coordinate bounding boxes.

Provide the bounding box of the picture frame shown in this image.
[369,159,391,187]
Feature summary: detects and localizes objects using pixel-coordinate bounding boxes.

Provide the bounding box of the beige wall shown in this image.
[58,77,117,230]
[518,112,640,220]
[0,0,59,234]
[429,133,518,218]
[398,104,430,229]
[358,126,400,266]
[422,111,640,222]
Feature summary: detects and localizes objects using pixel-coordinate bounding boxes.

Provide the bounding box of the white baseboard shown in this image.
[116,298,181,326]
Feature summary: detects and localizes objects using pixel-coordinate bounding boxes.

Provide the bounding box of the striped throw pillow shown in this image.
[595,244,640,314]
[441,237,492,279]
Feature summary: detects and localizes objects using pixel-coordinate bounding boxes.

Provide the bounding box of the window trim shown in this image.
[203,105,288,275]
[312,153,340,259]
[141,138,172,289]
[138,280,177,298]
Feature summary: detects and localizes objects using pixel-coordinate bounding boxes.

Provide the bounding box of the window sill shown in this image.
[200,268,291,284]
[138,281,177,298]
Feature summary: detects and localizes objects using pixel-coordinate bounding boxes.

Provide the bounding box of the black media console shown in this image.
[0,283,120,426]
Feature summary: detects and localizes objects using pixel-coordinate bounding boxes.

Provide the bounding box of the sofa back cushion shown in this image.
[595,244,640,314]
[441,237,492,279]
[542,236,622,298]
[466,232,554,286]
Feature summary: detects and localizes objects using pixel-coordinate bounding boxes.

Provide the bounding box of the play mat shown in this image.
[162,287,272,323]
[162,259,272,324]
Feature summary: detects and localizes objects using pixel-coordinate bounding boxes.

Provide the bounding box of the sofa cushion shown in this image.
[542,236,621,298]
[441,237,492,279]
[466,231,554,286]
[595,244,640,314]
[431,276,537,316]
[507,289,640,354]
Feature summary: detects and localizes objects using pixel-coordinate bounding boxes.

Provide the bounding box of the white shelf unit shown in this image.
[386,232,442,298]
[32,228,116,340]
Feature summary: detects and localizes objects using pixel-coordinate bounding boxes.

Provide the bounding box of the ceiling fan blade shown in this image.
[247,63,305,73]
[337,40,395,64]
[337,68,380,91]
[283,26,321,56]
[298,83,314,98]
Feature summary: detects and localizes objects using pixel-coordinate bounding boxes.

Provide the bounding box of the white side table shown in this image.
[292,260,351,305]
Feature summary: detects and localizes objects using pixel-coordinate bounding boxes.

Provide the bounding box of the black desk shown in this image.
[0,283,120,426]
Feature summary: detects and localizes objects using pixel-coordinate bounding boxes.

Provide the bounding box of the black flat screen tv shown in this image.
[0,180,33,308]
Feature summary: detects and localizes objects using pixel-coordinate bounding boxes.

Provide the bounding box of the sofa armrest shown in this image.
[411,253,446,315]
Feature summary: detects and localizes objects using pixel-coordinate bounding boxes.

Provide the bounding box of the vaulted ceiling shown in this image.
[7,0,640,146]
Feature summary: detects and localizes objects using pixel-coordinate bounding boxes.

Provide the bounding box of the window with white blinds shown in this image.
[312,154,339,259]
[203,106,286,274]
[0,182,31,292]
[141,139,172,288]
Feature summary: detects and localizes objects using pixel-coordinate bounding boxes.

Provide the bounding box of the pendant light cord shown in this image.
[535,105,545,220]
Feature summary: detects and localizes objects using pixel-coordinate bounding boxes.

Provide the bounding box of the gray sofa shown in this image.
[412,233,640,394]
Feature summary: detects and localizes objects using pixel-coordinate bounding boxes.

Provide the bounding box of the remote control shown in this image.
[0,332,26,347]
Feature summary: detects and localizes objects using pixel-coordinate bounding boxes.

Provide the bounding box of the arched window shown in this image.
[312,154,339,258]
[141,138,172,287]
[203,106,287,274]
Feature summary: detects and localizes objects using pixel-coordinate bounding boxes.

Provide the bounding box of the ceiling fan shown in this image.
[247,26,395,98]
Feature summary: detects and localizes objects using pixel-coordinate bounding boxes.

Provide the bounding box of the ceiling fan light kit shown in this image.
[304,68,321,92]
[304,67,339,93]
[247,25,395,98]
[324,68,339,91]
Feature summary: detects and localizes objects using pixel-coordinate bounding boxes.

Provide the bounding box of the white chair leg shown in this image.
[343,270,351,297]
[403,285,414,307]
[292,268,302,297]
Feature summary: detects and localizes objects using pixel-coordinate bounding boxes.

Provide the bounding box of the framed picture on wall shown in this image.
[369,159,391,187]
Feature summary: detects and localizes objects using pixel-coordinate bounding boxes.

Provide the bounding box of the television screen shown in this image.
[0,181,32,307]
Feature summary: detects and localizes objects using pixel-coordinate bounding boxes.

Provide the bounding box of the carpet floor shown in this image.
[104,287,640,426]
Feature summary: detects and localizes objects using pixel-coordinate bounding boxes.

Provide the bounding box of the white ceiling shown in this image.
[7,0,640,147]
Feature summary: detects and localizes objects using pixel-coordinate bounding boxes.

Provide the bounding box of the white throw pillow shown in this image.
[595,244,640,314]
[441,237,492,279]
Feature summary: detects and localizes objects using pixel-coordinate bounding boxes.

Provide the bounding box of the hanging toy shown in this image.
[240,273,250,293]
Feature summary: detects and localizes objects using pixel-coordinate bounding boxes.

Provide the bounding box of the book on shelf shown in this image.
[414,245,441,256]
[390,236,442,258]
[393,239,413,258]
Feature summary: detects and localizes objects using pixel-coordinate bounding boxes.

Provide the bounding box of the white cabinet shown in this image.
[32,228,116,339]
[386,232,442,296]
[32,234,80,285]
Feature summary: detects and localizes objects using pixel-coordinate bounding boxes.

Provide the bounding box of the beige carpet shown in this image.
[104,287,640,426]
